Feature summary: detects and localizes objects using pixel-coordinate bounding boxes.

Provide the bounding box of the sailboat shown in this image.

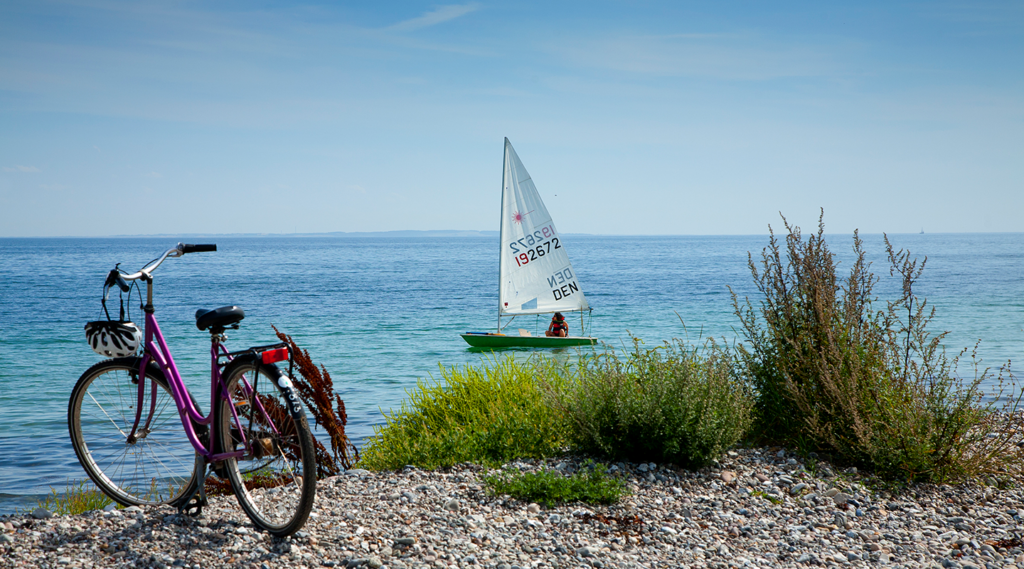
[461,139,598,348]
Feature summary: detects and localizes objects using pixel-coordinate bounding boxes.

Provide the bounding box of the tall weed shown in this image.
[732,211,1023,482]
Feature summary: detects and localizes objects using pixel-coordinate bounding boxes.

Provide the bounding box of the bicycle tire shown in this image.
[68,358,199,507]
[215,356,316,536]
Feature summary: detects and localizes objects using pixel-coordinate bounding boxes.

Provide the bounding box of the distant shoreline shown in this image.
[3,231,1021,240]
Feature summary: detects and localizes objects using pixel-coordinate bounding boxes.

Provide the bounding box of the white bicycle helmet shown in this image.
[85,321,142,358]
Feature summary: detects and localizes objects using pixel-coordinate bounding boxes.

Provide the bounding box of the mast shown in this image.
[497,138,509,333]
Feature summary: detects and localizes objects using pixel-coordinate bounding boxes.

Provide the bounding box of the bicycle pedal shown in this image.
[179,494,207,518]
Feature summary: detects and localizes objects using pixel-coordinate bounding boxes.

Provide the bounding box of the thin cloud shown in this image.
[388,4,479,32]
[553,33,836,81]
[3,165,41,172]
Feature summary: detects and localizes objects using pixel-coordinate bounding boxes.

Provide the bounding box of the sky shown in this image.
[1,1,1021,237]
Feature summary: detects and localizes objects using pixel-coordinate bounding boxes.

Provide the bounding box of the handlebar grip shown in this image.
[181,244,217,253]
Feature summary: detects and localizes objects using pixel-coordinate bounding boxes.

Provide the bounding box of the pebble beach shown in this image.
[3,448,1022,569]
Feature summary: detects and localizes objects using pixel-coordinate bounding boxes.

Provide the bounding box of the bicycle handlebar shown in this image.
[116,242,218,282]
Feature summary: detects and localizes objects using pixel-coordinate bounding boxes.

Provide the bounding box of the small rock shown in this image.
[443,499,459,511]
[526,503,541,514]
[31,508,53,520]
[797,552,817,564]
[824,488,840,498]
[367,557,383,569]
[577,546,597,557]
[721,471,736,484]
[833,492,850,505]
[791,483,807,495]
[0,534,13,544]
[755,473,769,483]
[394,537,415,546]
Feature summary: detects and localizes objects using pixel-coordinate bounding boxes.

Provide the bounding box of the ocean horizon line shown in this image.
[3,230,1023,240]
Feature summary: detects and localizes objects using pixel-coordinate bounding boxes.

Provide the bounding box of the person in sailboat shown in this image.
[545,312,568,337]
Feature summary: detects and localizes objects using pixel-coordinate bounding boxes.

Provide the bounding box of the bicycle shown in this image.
[68,243,316,536]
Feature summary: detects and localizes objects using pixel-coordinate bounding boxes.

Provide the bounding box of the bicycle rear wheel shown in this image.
[216,356,316,536]
[68,358,198,507]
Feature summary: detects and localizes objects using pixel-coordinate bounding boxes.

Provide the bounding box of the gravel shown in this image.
[2,447,1023,569]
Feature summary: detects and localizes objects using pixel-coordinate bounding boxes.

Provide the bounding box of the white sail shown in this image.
[498,138,590,316]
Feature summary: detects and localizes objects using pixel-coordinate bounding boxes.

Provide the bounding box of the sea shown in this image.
[0,233,1021,514]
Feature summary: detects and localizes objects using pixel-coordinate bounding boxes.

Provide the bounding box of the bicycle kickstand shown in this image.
[178,453,209,518]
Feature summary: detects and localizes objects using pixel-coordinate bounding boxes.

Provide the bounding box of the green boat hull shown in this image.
[461,333,598,348]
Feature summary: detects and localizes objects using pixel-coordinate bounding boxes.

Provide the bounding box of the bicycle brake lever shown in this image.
[104,268,130,293]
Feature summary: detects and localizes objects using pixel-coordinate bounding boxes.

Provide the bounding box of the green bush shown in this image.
[732,211,1023,482]
[552,338,752,468]
[483,462,627,508]
[358,356,567,470]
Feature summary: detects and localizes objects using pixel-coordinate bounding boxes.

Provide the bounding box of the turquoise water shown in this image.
[0,234,1021,513]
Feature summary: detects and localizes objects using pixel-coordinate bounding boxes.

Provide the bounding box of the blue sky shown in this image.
[1,1,1021,236]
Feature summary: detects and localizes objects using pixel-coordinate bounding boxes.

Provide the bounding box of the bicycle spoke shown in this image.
[86,391,129,439]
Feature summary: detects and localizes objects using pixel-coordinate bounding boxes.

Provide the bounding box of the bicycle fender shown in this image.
[268,367,305,419]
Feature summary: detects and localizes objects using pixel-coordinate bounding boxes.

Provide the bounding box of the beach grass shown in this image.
[32,480,114,516]
[482,461,627,508]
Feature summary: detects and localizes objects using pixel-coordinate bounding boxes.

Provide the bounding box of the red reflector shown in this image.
[261,348,289,364]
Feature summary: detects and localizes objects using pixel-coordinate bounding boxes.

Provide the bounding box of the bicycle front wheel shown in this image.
[216,357,316,536]
[68,358,198,507]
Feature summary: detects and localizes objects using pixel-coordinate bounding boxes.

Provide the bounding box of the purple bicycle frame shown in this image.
[123,310,275,464]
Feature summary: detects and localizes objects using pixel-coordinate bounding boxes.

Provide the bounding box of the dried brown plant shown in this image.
[273,326,359,476]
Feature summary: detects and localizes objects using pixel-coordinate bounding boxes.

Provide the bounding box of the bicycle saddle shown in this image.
[195,306,245,331]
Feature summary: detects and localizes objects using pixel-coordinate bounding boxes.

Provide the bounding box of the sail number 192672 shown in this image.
[512,238,560,266]
[510,225,560,267]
